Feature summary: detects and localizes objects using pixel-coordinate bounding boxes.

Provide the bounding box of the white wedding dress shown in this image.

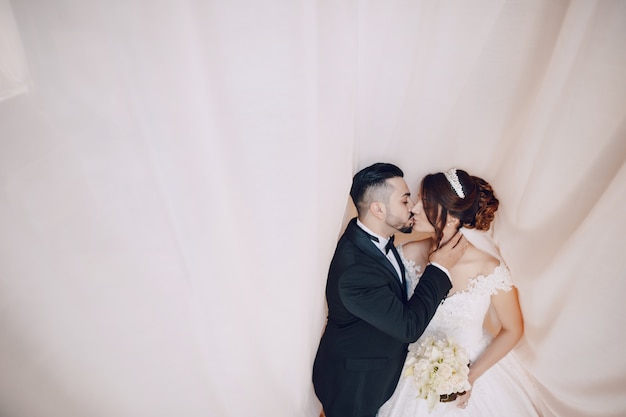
[378,229,541,417]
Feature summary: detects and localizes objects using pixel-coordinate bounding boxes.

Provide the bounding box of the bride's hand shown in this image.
[456,390,472,409]
[428,232,467,271]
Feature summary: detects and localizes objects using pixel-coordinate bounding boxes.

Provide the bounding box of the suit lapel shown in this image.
[388,244,407,300]
[345,219,406,297]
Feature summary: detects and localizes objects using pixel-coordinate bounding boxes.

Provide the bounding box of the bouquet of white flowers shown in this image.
[403,335,472,412]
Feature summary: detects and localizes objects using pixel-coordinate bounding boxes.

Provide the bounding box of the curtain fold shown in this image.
[0,0,29,100]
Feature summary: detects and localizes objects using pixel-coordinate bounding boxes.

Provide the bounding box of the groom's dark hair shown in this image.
[350,162,404,216]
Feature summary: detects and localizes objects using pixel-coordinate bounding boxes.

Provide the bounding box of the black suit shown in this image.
[312,218,452,417]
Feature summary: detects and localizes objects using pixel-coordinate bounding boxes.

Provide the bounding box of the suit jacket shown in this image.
[312,218,452,417]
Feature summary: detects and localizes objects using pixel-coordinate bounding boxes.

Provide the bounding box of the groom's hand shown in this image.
[428,231,467,271]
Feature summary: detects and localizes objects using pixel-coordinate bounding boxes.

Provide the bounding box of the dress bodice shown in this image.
[379,242,539,417]
[398,247,513,361]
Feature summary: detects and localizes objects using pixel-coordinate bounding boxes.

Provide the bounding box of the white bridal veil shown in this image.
[1,1,625,417]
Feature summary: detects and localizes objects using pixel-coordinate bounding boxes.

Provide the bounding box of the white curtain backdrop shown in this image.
[1,1,624,417]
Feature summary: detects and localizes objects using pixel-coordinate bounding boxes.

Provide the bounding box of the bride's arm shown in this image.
[456,287,523,408]
[467,287,524,386]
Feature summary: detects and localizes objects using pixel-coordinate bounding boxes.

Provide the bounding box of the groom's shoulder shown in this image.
[337,221,369,251]
[334,232,359,257]
[332,237,378,271]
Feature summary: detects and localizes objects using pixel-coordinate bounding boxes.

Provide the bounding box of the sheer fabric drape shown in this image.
[0,1,624,417]
[0,0,28,99]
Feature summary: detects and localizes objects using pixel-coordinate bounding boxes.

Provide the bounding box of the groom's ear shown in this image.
[370,201,386,220]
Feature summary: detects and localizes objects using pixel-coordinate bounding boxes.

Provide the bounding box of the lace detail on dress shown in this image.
[457,264,513,297]
[397,245,422,294]
[398,243,514,359]
[398,245,512,297]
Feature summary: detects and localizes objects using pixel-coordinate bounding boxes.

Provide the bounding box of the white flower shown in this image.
[403,335,471,412]
[437,363,453,379]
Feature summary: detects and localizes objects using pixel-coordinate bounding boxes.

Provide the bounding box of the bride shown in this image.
[378,169,541,417]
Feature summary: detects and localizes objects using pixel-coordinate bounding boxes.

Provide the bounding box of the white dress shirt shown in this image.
[356,220,403,282]
[356,220,452,290]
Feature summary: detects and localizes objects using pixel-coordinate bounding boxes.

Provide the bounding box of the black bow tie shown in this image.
[384,235,395,254]
[368,233,395,254]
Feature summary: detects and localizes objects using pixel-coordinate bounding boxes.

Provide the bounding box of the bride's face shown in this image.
[410,197,436,235]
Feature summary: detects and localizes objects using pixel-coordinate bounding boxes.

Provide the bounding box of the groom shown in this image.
[312,162,466,417]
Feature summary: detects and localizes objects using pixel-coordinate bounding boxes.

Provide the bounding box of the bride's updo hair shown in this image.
[421,169,499,247]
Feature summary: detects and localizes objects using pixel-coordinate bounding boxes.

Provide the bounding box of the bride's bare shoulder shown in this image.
[400,239,432,264]
[464,245,500,275]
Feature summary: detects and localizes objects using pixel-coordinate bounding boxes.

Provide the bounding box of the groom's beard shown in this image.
[388,213,414,234]
[397,225,413,234]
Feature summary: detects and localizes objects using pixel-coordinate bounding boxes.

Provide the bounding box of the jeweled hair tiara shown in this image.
[443,168,465,198]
